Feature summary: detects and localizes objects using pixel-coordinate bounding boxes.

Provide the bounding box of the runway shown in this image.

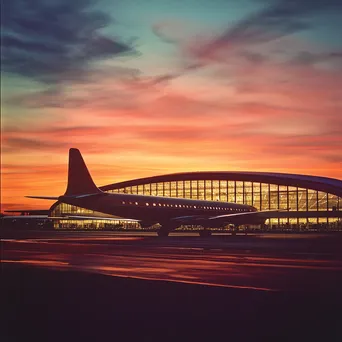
[2,231,342,292]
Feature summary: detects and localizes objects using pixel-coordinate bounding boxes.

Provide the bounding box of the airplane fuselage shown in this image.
[59,192,258,228]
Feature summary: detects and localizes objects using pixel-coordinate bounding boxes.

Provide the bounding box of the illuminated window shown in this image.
[153,203,156,206]
[158,203,161,206]
[194,206,197,209]
[146,203,149,206]
[135,202,138,205]
[122,201,125,204]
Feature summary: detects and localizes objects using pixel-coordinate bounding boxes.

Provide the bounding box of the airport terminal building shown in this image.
[50,171,342,231]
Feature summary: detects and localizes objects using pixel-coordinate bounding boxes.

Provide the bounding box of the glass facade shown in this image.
[50,176,342,230]
[109,180,340,212]
[51,203,140,230]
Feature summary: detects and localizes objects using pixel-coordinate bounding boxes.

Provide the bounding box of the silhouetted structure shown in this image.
[50,171,341,231]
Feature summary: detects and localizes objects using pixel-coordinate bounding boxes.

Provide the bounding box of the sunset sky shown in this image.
[1,0,342,212]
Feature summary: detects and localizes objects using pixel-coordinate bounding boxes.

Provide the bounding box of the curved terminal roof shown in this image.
[100,171,342,198]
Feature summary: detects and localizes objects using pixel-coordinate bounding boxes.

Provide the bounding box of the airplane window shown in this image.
[194,206,196,209]
[175,205,178,208]
[135,202,138,205]
[153,203,156,206]
[146,203,149,206]
[158,203,161,206]
[129,202,132,205]
[122,201,125,205]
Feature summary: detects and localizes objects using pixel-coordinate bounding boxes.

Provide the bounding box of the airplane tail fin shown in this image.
[64,148,102,196]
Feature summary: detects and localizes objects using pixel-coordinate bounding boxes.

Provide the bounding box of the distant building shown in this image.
[50,171,342,231]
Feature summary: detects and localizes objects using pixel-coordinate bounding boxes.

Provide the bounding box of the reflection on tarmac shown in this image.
[2,232,342,292]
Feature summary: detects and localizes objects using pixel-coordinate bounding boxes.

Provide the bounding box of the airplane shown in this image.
[27,148,285,237]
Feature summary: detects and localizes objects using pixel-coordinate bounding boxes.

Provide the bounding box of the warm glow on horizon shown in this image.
[1,0,341,212]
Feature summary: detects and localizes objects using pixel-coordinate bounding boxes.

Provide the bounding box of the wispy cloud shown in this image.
[152,0,342,82]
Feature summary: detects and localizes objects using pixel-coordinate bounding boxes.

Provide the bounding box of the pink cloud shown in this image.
[2,40,342,212]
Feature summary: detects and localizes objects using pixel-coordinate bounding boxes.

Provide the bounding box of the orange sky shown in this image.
[1,0,342,213]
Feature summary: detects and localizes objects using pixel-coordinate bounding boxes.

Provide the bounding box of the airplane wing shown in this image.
[25,193,108,200]
[170,215,205,223]
[169,210,287,226]
[2,215,139,222]
[25,196,59,200]
[209,209,287,220]
[57,215,140,222]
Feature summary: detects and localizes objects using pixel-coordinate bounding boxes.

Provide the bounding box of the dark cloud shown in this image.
[1,0,136,84]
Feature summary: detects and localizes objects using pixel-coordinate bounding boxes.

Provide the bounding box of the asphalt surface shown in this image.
[2,230,342,341]
[2,231,342,292]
